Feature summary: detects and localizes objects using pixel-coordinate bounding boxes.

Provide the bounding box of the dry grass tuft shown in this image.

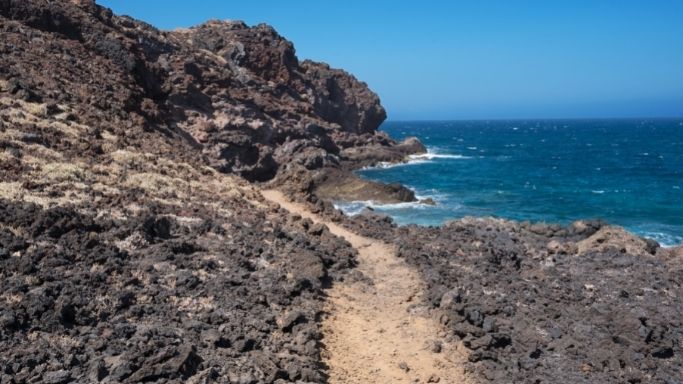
[22,102,48,118]
[41,162,92,182]
[0,98,267,221]
[0,182,24,201]
[0,97,47,119]
[169,295,216,312]
[0,293,23,305]
[124,172,187,198]
[0,150,16,162]
[24,144,65,162]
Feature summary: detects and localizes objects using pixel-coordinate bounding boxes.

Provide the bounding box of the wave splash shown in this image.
[334,199,433,217]
[409,152,471,160]
[357,120,683,247]
[333,188,448,217]
[361,148,471,170]
[633,230,683,248]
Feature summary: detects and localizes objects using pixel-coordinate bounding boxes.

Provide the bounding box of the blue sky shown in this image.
[99,0,683,120]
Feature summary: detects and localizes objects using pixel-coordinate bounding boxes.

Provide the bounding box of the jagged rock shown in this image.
[42,370,71,384]
[0,0,423,192]
[334,215,683,383]
[313,168,417,203]
[0,2,374,381]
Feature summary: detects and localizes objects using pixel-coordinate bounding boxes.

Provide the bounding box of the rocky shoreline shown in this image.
[1,1,681,383]
[324,207,683,383]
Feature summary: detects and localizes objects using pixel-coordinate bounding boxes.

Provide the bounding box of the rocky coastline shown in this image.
[320,208,683,383]
[1,1,681,383]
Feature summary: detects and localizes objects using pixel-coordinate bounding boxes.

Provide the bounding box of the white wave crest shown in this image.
[360,148,471,170]
[334,199,435,216]
[361,159,432,170]
[637,231,683,248]
[409,149,472,160]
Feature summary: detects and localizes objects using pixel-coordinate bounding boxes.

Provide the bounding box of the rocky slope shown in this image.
[1,1,682,384]
[0,0,416,382]
[0,176,357,383]
[306,205,683,383]
[0,0,421,192]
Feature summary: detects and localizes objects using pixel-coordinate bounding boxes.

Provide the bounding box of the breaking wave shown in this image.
[361,148,471,170]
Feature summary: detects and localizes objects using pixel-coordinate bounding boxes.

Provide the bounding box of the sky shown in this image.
[98,0,683,120]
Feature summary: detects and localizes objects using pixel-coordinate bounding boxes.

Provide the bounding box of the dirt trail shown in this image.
[261,190,470,384]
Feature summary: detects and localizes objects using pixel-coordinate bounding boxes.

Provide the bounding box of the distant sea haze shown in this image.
[337,119,683,247]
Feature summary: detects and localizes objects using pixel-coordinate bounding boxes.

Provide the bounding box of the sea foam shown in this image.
[358,120,683,246]
[361,148,470,170]
[635,231,683,248]
[409,153,471,160]
[334,199,432,217]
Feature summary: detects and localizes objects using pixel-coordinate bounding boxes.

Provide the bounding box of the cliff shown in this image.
[0,0,415,382]
[0,0,420,190]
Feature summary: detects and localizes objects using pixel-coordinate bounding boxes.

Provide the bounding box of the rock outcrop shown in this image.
[0,0,421,186]
[0,0,417,382]
[322,206,683,383]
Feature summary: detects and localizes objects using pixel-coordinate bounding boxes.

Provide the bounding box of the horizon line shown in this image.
[384,116,683,123]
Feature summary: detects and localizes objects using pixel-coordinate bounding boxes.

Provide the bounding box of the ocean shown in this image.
[336,119,683,247]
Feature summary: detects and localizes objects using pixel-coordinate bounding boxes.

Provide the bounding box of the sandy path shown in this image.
[261,190,470,384]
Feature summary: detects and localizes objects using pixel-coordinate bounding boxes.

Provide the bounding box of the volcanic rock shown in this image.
[2,1,681,384]
[0,0,384,381]
[336,215,683,383]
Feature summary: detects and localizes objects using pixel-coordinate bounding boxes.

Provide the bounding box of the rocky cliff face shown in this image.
[0,1,418,382]
[0,0,419,187]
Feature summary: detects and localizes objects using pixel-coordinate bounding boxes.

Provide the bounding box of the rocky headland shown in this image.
[0,1,681,383]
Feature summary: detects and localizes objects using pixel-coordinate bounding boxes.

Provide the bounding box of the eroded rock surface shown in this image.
[0,197,359,383]
[0,0,393,382]
[0,0,422,187]
[2,1,682,384]
[330,211,683,383]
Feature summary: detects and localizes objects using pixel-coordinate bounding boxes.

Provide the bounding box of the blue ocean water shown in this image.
[338,119,683,247]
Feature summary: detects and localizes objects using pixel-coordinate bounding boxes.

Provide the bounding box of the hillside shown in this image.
[1,1,682,383]
[0,0,408,382]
